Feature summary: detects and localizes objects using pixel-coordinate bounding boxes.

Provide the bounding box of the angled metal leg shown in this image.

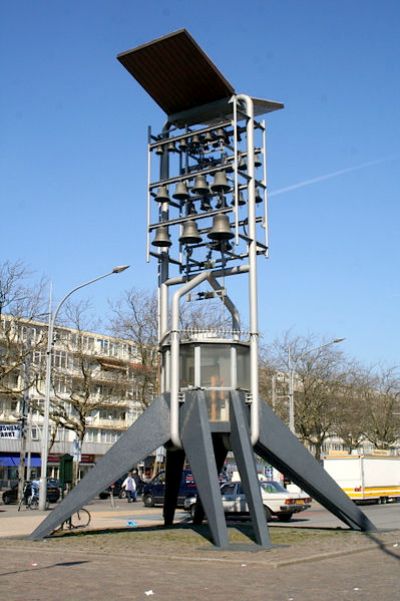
[192,435,228,525]
[230,391,272,548]
[30,394,171,540]
[256,399,376,532]
[163,447,185,525]
[180,391,229,548]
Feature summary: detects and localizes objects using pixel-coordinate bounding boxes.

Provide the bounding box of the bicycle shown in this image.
[17,482,48,511]
[52,508,91,533]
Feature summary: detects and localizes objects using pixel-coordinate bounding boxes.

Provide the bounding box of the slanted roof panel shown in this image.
[117,29,235,116]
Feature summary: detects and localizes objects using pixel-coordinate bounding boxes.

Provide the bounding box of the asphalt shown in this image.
[1,500,400,600]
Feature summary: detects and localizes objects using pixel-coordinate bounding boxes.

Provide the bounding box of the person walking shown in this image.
[122,471,137,503]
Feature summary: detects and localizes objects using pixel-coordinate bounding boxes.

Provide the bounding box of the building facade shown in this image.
[0,316,152,487]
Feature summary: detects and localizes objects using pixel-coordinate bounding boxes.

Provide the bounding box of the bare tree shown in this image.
[0,260,47,399]
[108,286,232,407]
[332,363,370,453]
[362,366,400,450]
[33,300,133,483]
[108,289,159,408]
[270,332,346,460]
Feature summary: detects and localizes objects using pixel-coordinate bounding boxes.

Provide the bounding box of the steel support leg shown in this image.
[30,394,171,540]
[230,391,271,548]
[192,434,228,525]
[256,399,376,532]
[163,447,185,525]
[180,391,229,548]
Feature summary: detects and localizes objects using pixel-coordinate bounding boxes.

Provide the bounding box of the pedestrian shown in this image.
[122,471,137,503]
[132,469,144,496]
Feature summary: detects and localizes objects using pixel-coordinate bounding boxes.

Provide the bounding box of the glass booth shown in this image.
[162,338,250,422]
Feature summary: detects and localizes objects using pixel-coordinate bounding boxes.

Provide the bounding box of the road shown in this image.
[87,496,400,531]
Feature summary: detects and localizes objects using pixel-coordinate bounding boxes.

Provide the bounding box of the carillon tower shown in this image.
[31,31,375,548]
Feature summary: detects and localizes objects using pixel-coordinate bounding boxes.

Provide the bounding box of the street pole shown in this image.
[288,346,295,433]
[287,338,345,436]
[38,265,130,510]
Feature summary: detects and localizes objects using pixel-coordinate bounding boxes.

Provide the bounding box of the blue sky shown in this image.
[1,1,399,366]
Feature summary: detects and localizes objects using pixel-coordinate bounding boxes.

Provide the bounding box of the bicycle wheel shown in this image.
[70,508,91,528]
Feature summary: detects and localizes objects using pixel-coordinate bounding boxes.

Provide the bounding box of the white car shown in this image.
[184,480,312,522]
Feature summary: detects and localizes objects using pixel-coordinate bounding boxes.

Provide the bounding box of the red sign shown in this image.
[47,453,95,464]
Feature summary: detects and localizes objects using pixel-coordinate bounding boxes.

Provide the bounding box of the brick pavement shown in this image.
[1,501,400,599]
[0,524,399,600]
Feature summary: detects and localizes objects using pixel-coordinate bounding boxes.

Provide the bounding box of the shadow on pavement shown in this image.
[0,560,90,577]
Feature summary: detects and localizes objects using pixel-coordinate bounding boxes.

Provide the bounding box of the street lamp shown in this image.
[38,265,130,510]
[288,338,345,434]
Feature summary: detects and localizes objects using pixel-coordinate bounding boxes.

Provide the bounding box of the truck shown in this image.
[323,455,400,504]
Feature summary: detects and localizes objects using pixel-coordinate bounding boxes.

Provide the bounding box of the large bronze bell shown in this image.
[179,220,202,245]
[208,214,234,241]
[152,226,172,247]
[210,171,230,193]
[155,185,170,203]
[192,174,209,195]
[173,181,189,200]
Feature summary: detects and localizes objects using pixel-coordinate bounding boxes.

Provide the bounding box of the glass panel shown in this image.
[200,345,231,388]
[236,345,250,390]
[179,345,195,388]
[204,390,230,422]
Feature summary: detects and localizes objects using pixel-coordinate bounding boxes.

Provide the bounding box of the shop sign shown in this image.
[0,424,21,438]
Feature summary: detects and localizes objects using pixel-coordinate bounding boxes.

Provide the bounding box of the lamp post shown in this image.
[288,338,345,434]
[38,265,130,510]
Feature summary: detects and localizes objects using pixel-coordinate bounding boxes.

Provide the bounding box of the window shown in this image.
[53,350,67,369]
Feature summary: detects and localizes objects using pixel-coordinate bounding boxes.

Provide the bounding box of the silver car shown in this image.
[184,480,312,522]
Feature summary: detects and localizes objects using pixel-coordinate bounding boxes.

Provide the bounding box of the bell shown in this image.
[155,145,164,156]
[203,131,214,145]
[173,181,189,200]
[179,220,202,245]
[179,138,188,151]
[215,194,226,210]
[192,174,209,196]
[212,128,225,147]
[167,141,176,153]
[210,240,233,252]
[254,150,262,168]
[210,171,230,193]
[238,155,247,171]
[255,188,263,204]
[190,134,201,148]
[231,191,246,207]
[208,214,234,241]
[200,196,212,211]
[155,185,170,203]
[186,200,197,215]
[152,226,172,247]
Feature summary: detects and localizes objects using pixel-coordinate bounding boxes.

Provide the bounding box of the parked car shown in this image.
[99,477,126,500]
[142,469,197,507]
[99,473,145,500]
[2,479,61,505]
[184,480,312,522]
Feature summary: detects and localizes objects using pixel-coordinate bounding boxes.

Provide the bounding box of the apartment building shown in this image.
[0,317,153,486]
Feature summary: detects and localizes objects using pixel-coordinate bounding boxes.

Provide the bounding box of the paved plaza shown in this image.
[1,502,400,600]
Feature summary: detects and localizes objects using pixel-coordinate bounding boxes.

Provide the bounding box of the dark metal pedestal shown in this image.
[29,391,375,544]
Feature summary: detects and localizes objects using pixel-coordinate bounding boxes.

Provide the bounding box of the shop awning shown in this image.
[0,454,41,467]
